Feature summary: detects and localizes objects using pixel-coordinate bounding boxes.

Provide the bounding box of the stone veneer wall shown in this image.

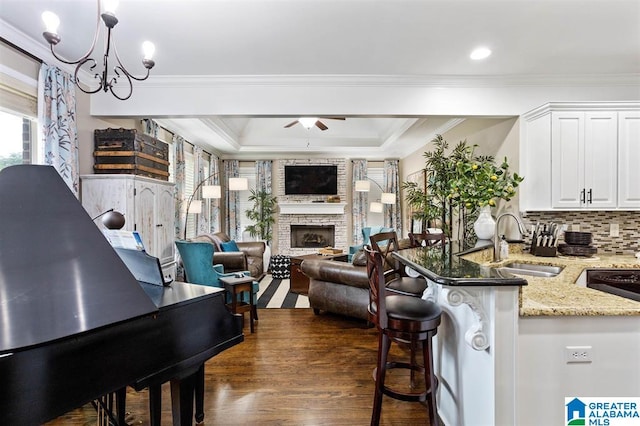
[276,159,348,256]
[523,211,640,255]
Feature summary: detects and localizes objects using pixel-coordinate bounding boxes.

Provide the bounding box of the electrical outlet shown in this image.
[610,223,619,237]
[565,346,592,363]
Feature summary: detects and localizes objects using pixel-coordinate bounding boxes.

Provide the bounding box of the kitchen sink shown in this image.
[498,262,564,278]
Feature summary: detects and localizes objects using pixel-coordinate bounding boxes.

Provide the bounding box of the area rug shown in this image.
[257,274,310,309]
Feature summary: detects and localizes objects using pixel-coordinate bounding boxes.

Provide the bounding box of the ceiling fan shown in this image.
[284,117,346,131]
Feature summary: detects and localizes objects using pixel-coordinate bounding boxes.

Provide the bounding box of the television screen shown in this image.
[284,165,338,195]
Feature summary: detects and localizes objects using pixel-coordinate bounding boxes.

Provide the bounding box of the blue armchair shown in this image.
[349,226,394,261]
[175,240,259,308]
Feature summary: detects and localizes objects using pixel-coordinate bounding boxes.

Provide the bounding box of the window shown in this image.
[184,149,196,238]
[0,110,36,171]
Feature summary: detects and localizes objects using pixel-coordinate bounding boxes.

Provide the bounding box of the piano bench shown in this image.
[220,276,257,333]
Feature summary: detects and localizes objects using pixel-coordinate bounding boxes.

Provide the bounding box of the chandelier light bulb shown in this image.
[142,41,155,60]
[102,0,119,15]
[41,11,60,34]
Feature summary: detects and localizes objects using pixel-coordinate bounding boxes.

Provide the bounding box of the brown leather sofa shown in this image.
[300,238,414,321]
[300,257,370,320]
[192,232,266,279]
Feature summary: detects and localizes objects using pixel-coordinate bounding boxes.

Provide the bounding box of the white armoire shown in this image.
[80,174,176,279]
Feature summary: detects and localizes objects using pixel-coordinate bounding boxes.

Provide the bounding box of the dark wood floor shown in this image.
[46,309,432,425]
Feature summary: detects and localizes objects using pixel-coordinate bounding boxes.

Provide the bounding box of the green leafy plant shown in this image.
[244,189,277,244]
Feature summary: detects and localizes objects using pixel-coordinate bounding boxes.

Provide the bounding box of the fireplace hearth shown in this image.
[291,225,335,248]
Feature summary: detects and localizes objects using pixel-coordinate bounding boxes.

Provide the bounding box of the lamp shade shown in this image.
[355,180,370,192]
[370,202,383,213]
[229,177,248,191]
[188,200,202,214]
[381,192,396,204]
[202,185,221,199]
[101,210,125,230]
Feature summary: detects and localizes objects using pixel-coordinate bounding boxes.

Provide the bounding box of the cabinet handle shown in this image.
[580,188,586,204]
[588,189,593,204]
[156,224,163,227]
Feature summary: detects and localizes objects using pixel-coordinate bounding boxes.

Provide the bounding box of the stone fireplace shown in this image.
[276,158,348,256]
[291,225,335,248]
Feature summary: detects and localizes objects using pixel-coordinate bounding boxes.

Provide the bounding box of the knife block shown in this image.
[529,230,558,257]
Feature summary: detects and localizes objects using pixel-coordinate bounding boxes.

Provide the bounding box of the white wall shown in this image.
[517,315,640,426]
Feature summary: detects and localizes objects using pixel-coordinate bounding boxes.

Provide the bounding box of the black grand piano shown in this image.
[0,165,243,425]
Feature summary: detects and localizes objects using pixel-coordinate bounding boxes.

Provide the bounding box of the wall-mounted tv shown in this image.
[284,165,338,195]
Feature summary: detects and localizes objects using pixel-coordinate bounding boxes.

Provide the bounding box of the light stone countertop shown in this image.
[461,244,640,317]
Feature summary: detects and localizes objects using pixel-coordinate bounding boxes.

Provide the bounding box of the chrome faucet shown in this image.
[493,212,529,261]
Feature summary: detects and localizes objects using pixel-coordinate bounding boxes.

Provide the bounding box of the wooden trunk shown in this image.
[93,128,170,180]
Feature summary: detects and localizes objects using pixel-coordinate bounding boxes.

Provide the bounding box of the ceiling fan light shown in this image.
[298,117,318,129]
[470,47,492,60]
[355,180,370,192]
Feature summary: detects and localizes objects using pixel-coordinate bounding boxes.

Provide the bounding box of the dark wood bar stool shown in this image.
[365,246,442,426]
[408,230,446,248]
[369,231,427,297]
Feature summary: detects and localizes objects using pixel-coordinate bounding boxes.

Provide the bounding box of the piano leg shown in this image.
[149,384,162,426]
[116,388,127,426]
[170,368,197,426]
[195,364,205,424]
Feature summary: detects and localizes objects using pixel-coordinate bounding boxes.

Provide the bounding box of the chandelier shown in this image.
[41,0,155,101]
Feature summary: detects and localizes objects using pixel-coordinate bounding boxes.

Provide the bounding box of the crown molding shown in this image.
[143,73,640,89]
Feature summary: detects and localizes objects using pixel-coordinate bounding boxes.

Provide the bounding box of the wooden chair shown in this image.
[409,230,446,248]
[368,231,427,297]
[365,246,441,426]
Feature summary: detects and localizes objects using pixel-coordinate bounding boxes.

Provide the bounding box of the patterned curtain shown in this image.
[255,160,273,193]
[209,155,221,232]
[383,159,402,235]
[141,118,159,138]
[194,147,210,235]
[224,160,242,240]
[173,134,186,239]
[352,159,368,244]
[38,64,79,195]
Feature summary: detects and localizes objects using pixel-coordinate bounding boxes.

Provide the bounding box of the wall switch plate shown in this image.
[610,223,619,237]
[565,346,592,363]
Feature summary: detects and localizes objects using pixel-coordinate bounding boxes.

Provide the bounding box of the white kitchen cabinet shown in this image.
[520,102,639,211]
[551,111,617,209]
[80,174,176,278]
[618,111,640,208]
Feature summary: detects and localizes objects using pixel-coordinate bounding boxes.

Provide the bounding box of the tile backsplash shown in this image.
[523,211,640,255]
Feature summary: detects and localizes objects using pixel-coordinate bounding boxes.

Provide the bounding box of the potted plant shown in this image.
[402,135,523,242]
[244,189,278,244]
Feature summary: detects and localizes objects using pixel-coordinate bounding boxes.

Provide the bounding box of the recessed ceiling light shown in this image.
[470,47,492,60]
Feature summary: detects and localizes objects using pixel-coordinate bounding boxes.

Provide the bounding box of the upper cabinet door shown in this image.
[618,111,640,208]
[551,112,585,208]
[583,112,617,209]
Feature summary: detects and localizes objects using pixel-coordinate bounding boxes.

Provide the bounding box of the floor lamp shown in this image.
[354,178,396,212]
[183,172,248,239]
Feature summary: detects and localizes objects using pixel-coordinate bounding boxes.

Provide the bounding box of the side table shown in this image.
[289,253,349,295]
[219,275,256,333]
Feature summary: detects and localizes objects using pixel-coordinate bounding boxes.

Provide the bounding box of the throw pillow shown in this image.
[220,240,240,252]
[351,249,367,266]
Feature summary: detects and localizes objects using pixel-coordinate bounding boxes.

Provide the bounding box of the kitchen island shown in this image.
[394,243,640,426]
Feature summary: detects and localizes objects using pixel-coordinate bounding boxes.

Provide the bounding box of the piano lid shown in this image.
[0,165,158,353]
